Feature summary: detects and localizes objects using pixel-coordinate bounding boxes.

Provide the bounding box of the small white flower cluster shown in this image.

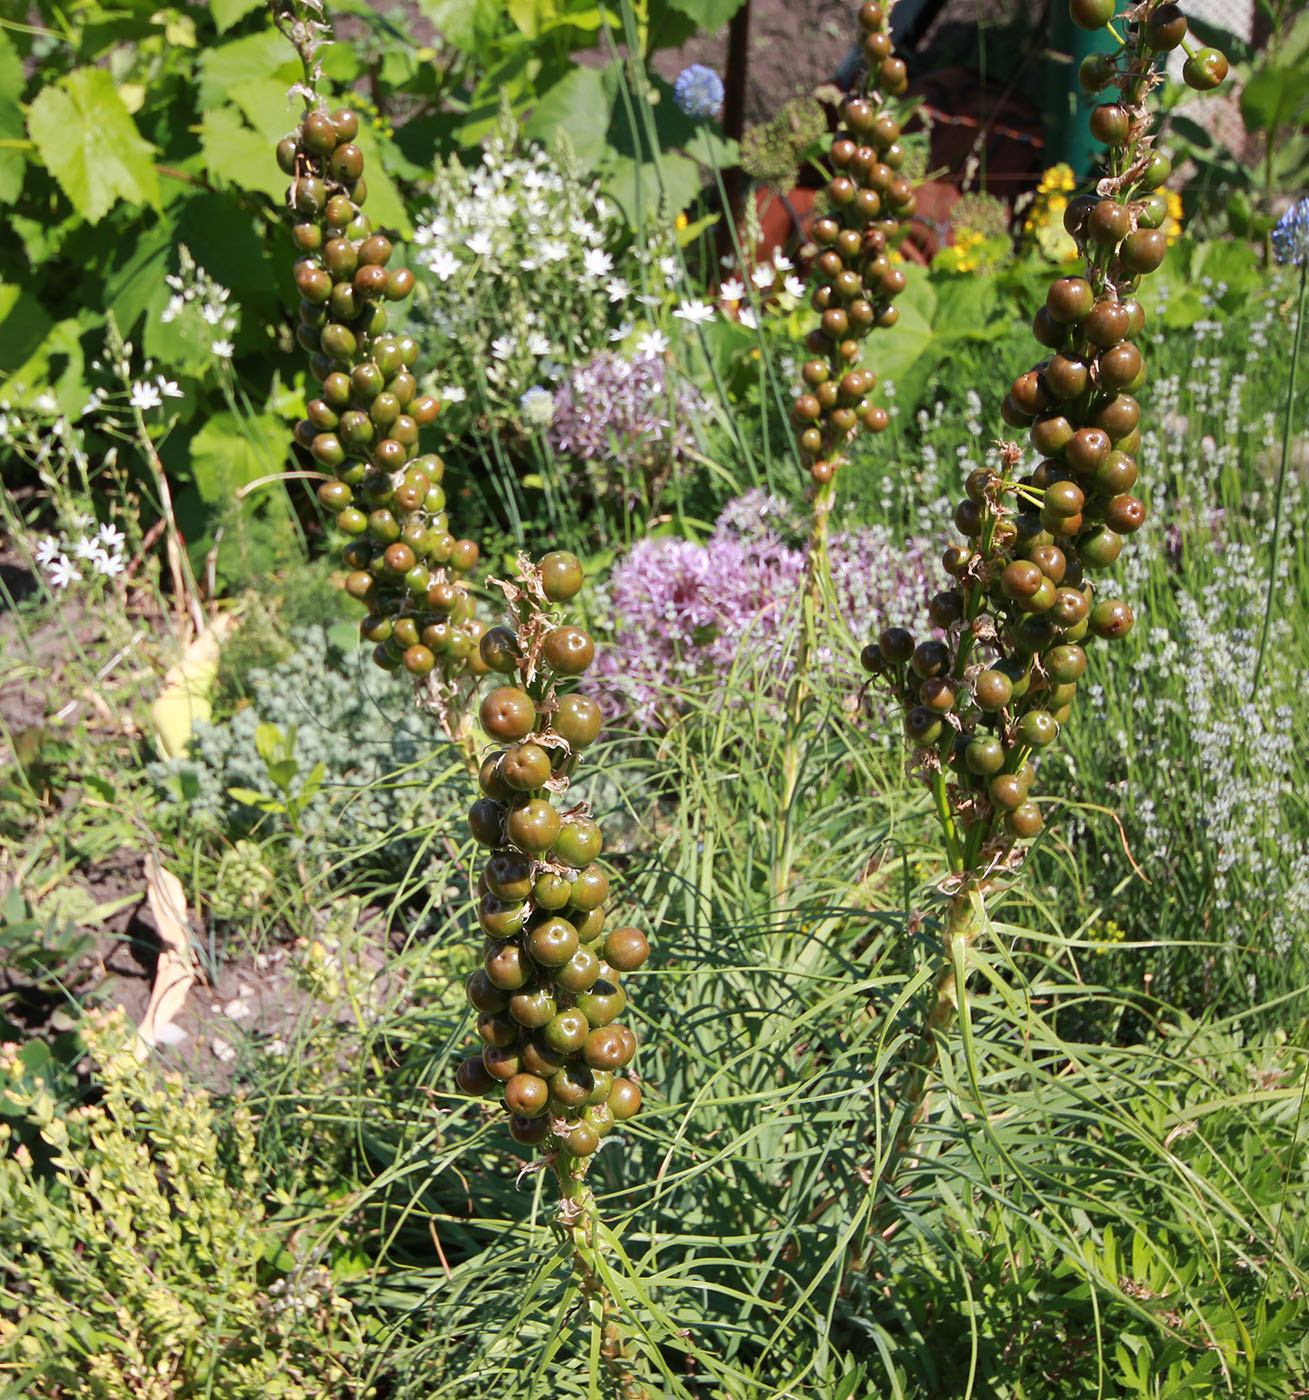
[159,244,238,361]
[712,248,802,330]
[33,518,127,589]
[411,139,623,395]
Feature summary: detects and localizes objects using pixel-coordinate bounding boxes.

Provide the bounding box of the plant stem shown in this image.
[1251,256,1306,700]
[773,478,836,904]
[553,1155,646,1398]
[849,885,983,1270]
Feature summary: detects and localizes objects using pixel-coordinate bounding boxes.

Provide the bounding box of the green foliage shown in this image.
[0,1012,368,1398]
[26,67,160,225]
[1165,3,1309,238]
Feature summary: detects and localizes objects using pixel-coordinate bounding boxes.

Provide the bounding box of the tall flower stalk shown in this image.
[271,18,651,1386]
[856,0,1230,1218]
[775,0,917,901]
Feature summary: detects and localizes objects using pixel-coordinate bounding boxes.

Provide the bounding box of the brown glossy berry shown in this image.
[507,799,561,855]
[542,626,595,675]
[455,1056,497,1096]
[1092,198,1131,247]
[1047,277,1094,325]
[1089,104,1130,146]
[1090,597,1134,638]
[1121,228,1167,274]
[604,927,650,972]
[480,687,536,742]
[609,1078,642,1120]
[1145,3,1186,48]
[501,742,553,791]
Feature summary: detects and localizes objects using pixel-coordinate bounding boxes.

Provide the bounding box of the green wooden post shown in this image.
[1045,8,1119,178]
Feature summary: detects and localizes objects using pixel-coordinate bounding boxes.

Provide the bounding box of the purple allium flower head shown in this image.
[673,65,725,120]
[1272,197,1309,267]
[549,350,704,506]
[595,490,938,728]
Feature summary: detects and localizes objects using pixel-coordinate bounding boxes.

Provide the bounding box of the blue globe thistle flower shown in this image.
[1271,197,1309,267]
[673,65,725,121]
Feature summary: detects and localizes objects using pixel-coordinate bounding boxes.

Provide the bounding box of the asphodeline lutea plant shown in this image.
[271,83,649,1141]
[276,108,489,733]
[846,0,1230,1243]
[455,560,647,1174]
[772,0,919,900]
[792,0,918,492]
[860,0,1230,874]
[270,19,651,1383]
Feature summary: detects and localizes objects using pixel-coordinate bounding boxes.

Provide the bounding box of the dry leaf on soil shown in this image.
[135,852,200,1059]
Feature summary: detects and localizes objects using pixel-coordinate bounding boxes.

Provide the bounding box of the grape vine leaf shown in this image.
[211,0,265,33]
[200,106,291,204]
[0,32,25,203]
[26,68,160,225]
[190,410,287,503]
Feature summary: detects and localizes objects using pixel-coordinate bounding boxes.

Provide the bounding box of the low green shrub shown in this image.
[0,1011,368,1399]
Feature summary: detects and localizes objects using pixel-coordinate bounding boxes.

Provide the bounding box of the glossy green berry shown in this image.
[553,816,602,867]
[540,551,584,602]
[1183,47,1228,90]
[551,694,602,750]
[1069,0,1113,28]
[507,798,561,855]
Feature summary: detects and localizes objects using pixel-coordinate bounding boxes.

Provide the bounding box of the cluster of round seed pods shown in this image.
[861,0,1224,854]
[454,553,646,1161]
[793,0,916,487]
[279,108,485,682]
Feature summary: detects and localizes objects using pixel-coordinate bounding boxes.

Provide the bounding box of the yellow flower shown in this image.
[1090,917,1127,952]
[1164,188,1184,245]
[675,212,689,230]
[1049,193,1067,214]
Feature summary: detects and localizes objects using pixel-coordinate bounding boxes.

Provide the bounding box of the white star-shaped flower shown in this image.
[427,249,460,282]
[672,299,714,326]
[583,247,613,279]
[45,555,79,589]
